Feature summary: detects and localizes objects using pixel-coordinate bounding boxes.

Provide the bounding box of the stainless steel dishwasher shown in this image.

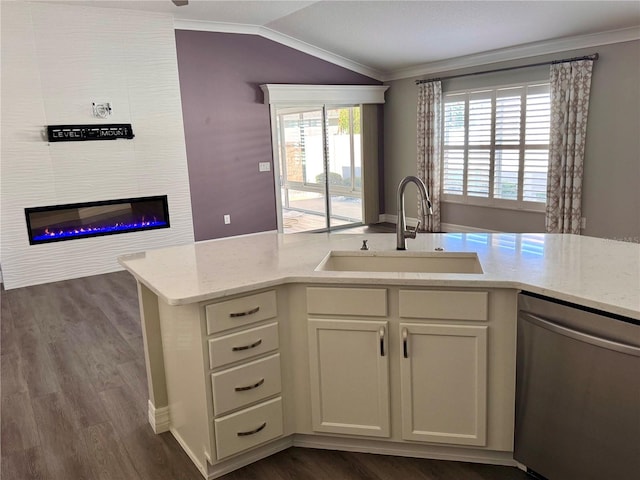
[515,293,640,480]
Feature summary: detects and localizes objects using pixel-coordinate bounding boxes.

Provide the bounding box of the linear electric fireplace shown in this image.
[25,195,170,245]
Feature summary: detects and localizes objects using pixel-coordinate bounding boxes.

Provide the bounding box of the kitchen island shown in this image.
[119,232,640,479]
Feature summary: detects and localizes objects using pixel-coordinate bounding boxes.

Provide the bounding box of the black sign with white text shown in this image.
[47,124,135,142]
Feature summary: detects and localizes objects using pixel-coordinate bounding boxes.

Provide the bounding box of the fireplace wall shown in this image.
[25,196,170,245]
[1,2,194,289]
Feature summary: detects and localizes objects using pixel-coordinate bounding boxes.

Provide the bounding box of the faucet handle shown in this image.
[405,221,420,239]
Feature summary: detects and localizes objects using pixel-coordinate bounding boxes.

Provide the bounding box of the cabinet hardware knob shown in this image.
[229,306,260,318]
[379,326,386,356]
[231,338,263,351]
[234,378,265,392]
[402,327,409,358]
[237,421,267,437]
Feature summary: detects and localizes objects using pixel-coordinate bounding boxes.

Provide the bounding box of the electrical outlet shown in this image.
[259,162,271,172]
[224,214,231,225]
[581,217,587,229]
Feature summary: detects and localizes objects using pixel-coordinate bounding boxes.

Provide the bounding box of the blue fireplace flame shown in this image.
[32,219,168,242]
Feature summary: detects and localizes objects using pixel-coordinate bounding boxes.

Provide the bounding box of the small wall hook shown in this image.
[92,102,112,118]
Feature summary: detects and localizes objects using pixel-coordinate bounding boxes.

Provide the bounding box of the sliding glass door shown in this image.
[275,105,363,233]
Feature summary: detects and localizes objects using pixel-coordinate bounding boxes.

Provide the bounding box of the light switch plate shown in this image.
[259,162,271,172]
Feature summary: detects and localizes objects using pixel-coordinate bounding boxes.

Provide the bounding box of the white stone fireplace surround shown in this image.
[1,2,194,289]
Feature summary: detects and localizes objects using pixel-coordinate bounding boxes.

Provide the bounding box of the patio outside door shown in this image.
[274,105,363,233]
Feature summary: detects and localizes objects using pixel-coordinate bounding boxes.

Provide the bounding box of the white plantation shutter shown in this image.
[443,97,465,195]
[523,150,549,201]
[443,150,464,194]
[526,85,551,144]
[467,92,492,197]
[442,82,550,209]
[495,87,522,145]
[523,85,551,202]
[468,150,490,197]
[468,93,492,144]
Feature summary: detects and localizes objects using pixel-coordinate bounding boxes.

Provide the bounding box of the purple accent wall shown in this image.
[175,30,381,241]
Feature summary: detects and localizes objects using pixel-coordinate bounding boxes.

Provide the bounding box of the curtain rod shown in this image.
[415,53,599,85]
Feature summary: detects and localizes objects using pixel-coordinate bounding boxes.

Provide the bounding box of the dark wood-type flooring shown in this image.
[1,235,530,479]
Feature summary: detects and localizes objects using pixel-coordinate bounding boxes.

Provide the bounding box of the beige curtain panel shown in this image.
[546,59,594,234]
[416,81,442,232]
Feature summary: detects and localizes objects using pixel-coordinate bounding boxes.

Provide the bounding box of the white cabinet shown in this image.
[206,290,278,334]
[398,289,489,446]
[206,290,284,460]
[308,318,390,437]
[213,397,284,460]
[305,286,514,451]
[208,321,279,369]
[157,283,516,477]
[158,289,285,473]
[210,353,282,417]
[306,286,390,437]
[399,323,488,445]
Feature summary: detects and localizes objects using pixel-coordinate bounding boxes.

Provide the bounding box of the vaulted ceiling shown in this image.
[43,1,640,80]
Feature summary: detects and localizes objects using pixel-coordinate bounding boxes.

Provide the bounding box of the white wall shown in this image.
[1,2,194,289]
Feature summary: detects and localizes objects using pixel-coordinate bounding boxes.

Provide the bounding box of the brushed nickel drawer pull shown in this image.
[229,306,260,318]
[231,339,263,352]
[234,378,265,392]
[237,421,267,437]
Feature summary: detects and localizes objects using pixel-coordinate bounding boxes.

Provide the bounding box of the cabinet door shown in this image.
[308,319,390,437]
[400,323,488,446]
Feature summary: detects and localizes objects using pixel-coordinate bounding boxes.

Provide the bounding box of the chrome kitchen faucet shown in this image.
[396,175,432,250]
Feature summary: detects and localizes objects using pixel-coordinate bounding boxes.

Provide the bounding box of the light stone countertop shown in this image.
[118,232,640,320]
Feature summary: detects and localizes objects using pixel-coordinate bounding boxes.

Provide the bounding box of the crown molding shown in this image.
[173,19,385,81]
[174,19,262,35]
[174,20,638,84]
[383,26,640,82]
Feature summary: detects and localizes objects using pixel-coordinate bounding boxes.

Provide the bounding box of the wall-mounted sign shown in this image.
[47,124,134,142]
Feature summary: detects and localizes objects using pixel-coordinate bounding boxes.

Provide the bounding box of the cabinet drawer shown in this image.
[211,353,282,416]
[399,290,488,321]
[209,322,279,369]
[214,397,283,460]
[206,290,277,335]
[306,287,387,316]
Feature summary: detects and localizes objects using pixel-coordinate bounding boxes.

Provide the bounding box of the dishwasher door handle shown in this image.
[520,312,640,356]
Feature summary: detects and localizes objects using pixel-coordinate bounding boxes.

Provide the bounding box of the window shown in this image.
[442,82,550,210]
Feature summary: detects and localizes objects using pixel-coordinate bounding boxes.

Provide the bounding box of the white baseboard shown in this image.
[170,426,209,478]
[165,428,517,479]
[292,434,516,466]
[379,213,419,227]
[204,436,293,479]
[379,215,500,233]
[147,400,170,434]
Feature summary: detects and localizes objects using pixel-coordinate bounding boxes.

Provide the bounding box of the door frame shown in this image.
[262,84,389,233]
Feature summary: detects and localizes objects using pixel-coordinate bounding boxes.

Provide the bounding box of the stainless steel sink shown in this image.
[315,251,483,274]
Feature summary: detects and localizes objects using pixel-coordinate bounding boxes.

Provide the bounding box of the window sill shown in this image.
[441,197,545,214]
